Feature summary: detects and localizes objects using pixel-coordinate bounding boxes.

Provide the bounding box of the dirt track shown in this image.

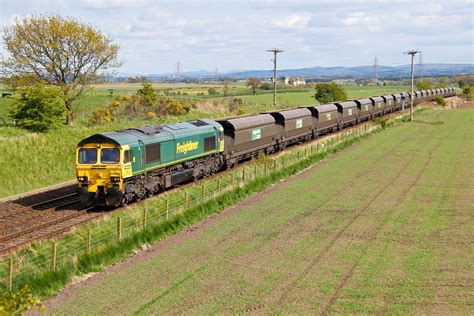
[40,109,474,314]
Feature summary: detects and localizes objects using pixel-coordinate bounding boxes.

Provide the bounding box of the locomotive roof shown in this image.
[77,118,222,147]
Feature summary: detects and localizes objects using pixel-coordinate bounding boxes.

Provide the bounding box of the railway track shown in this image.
[0,109,410,256]
[0,193,107,255]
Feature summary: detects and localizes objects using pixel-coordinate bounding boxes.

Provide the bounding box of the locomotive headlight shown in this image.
[78,176,88,182]
[111,176,120,182]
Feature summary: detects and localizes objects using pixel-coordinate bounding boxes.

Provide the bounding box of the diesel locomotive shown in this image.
[76,88,455,207]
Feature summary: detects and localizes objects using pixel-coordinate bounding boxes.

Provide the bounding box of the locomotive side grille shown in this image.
[145,143,161,163]
[204,136,216,151]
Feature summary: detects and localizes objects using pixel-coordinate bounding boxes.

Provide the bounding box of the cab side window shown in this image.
[123,150,131,163]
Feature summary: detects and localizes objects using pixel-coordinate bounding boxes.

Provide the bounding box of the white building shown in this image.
[284,76,306,86]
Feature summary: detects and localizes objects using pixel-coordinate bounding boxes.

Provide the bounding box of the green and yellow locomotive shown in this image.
[76,119,224,206]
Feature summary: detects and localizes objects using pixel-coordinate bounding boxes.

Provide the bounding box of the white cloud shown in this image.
[272,15,311,29]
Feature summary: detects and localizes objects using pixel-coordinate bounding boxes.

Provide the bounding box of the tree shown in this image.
[1,15,120,125]
[136,82,158,107]
[207,87,218,95]
[246,77,261,95]
[223,81,230,96]
[10,84,66,131]
[314,82,348,104]
[416,80,432,90]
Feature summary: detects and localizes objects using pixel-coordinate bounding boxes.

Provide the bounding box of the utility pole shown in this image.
[404,50,420,122]
[419,52,424,78]
[267,48,284,106]
[373,56,378,86]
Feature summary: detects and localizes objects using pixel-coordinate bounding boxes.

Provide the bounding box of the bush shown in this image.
[10,84,66,132]
[416,80,432,90]
[0,286,43,314]
[314,83,348,104]
[435,96,446,107]
[228,97,243,112]
[260,82,273,90]
[91,99,121,125]
[207,87,219,95]
[462,85,474,101]
[136,83,158,107]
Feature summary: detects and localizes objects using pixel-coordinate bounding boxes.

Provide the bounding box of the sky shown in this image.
[0,0,473,74]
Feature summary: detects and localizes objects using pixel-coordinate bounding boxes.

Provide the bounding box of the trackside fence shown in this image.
[0,114,402,292]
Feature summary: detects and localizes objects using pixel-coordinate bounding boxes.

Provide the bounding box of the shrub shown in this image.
[0,286,43,314]
[314,83,348,104]
[91,99,121,125]
[10,84,66,132]
[435,97,446,107]
[463,85,474,101]
[207,87,219,95]
[228,97,243,112]
[136,83,158,107]
[416,80,432,90]
[260,82,273,90]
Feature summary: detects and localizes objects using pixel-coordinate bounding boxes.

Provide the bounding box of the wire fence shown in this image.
[0,118,389,292]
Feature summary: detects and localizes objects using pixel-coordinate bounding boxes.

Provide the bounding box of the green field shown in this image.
[0,84,411,198]
[44,109,474,314]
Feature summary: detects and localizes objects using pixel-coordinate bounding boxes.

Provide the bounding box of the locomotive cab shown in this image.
[76,142,130,207]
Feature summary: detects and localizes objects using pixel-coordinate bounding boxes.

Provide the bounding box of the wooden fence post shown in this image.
[201,185,205,204]
[142,209,147,228]
[264,162,267,176]
[117,217,122,241]
[273,159,276,171]
[87,228,92,253]
[242,169,245,181]
[51,241,57,271]
[185,192,189,210]
[297,151,300,159]
[166,198,170,219]
[7,257,13,291]
[304,148,307,158]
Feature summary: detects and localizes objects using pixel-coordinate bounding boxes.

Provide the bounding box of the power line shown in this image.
[267,48,284,106]
[404,49,421,122]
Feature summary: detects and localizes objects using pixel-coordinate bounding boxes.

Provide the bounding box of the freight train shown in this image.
[76,88,455,207]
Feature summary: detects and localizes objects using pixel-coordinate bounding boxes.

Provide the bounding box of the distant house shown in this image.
[284,76,306,86]
[332,79,356,85]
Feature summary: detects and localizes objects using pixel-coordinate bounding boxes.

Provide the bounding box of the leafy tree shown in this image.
[458,80,466,88]
[10,84,66,131]
[314,82,348,103]
[1,15,120,125]
[246,77,261,95]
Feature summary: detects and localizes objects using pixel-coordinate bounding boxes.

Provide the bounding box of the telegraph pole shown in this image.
[404,50,420,122]
[373,56,378,86]
[267,48,284,106]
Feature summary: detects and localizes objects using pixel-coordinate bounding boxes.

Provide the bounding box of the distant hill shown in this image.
[115,63,474,81]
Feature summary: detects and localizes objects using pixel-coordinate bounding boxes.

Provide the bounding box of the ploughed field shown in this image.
[44,109,474,314]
